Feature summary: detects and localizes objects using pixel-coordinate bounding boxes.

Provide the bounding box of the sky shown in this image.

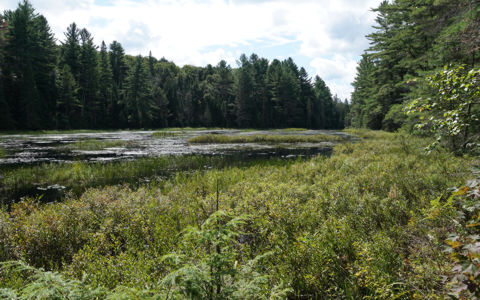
[1,0,382,100]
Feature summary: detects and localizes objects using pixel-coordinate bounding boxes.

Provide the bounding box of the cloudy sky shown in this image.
[1,0,382,99]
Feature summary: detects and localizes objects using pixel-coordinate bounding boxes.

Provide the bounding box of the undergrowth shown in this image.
[0,131,478,298]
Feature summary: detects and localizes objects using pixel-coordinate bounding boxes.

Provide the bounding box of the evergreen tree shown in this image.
[98,41,113,127]
[298,67,314,128]
[61,23,81,81]
[109,41,128,127]
[313,76,333,129]
[0,16,14,129]
[235,54,255,128]
[3,0,56,129]
[123,55,153,128]
[349,0,479,131]
[266,59,283,127]
[78,28,99,128]
[56,65,80,129]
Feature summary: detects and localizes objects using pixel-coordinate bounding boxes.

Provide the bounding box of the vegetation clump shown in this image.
[152,131,183,138]
[188,134,343,144]
[61,139,135,151]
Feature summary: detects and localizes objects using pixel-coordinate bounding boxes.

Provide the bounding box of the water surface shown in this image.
[0,129,348,167]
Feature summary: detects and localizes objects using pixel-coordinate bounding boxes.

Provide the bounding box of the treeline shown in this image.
[0,1,349,130]
[348,0,480,131]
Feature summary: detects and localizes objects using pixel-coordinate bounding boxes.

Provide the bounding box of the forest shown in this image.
[0,0,480,299]
[348,0,479,136]
[0,1,348,131]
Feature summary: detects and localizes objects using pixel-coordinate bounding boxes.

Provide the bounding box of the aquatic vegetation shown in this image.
[61,139,136,151]
[0,154,293,204]
[272,128,308,131]
[0,147,5,158]
[152,131,184,138]
[0,131,476,298]
[188,133,344,144]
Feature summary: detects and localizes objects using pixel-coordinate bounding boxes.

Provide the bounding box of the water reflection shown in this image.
[0,130,346,167]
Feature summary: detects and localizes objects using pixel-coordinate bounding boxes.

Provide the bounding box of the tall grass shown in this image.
[188,133,344,144]
[0,154,292,204]
[0,131,476,298]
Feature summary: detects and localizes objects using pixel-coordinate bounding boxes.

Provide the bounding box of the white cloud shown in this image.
[0,0,382,99]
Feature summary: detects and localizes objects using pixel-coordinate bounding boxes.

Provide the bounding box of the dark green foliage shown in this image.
[123,55,154,128]
[0,1,347,130]
[98,41,113,128]
[2,0,57,129]
[348,0,480,132]
[55,65,80,129]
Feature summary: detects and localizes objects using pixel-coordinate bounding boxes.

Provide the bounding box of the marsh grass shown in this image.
[343,128,394,139]
[271,128,308,131]
[188,133,344,144]
[152,131,183,138]
[61,139,136,151]
[0,130,476,298]
[0,154,292,204]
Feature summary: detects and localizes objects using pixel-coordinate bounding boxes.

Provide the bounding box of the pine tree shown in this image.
[56,65,80,129]
[235,54,255,128]
[109,41,128,127]
[98,41,113,127]
[78,28,99,128]
[298,67,314,128]
[3,0,56,129]
[123,55,153,128]
[313,76,333,129]
[0,16,14,129]
[266,59,282,127]
[277,63,301,127]
[61,23,81,81]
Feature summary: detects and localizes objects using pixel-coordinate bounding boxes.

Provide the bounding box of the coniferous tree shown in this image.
[298,67,314,128]
[3,0,56,129]
[235,54,255,128]
[348,0,479,131]
[266,59,282,127]
[109,41,128,127]
[78,28,99,128]
[123,55,153,128]
[56,65,80,129]
[0,0,347,130]
[98,41,113,127]
[61,23,81,81]
[0,16,14,129]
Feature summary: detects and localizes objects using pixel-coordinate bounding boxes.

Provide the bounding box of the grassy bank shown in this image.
[188,133,344,144]
[0,131,478,298]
